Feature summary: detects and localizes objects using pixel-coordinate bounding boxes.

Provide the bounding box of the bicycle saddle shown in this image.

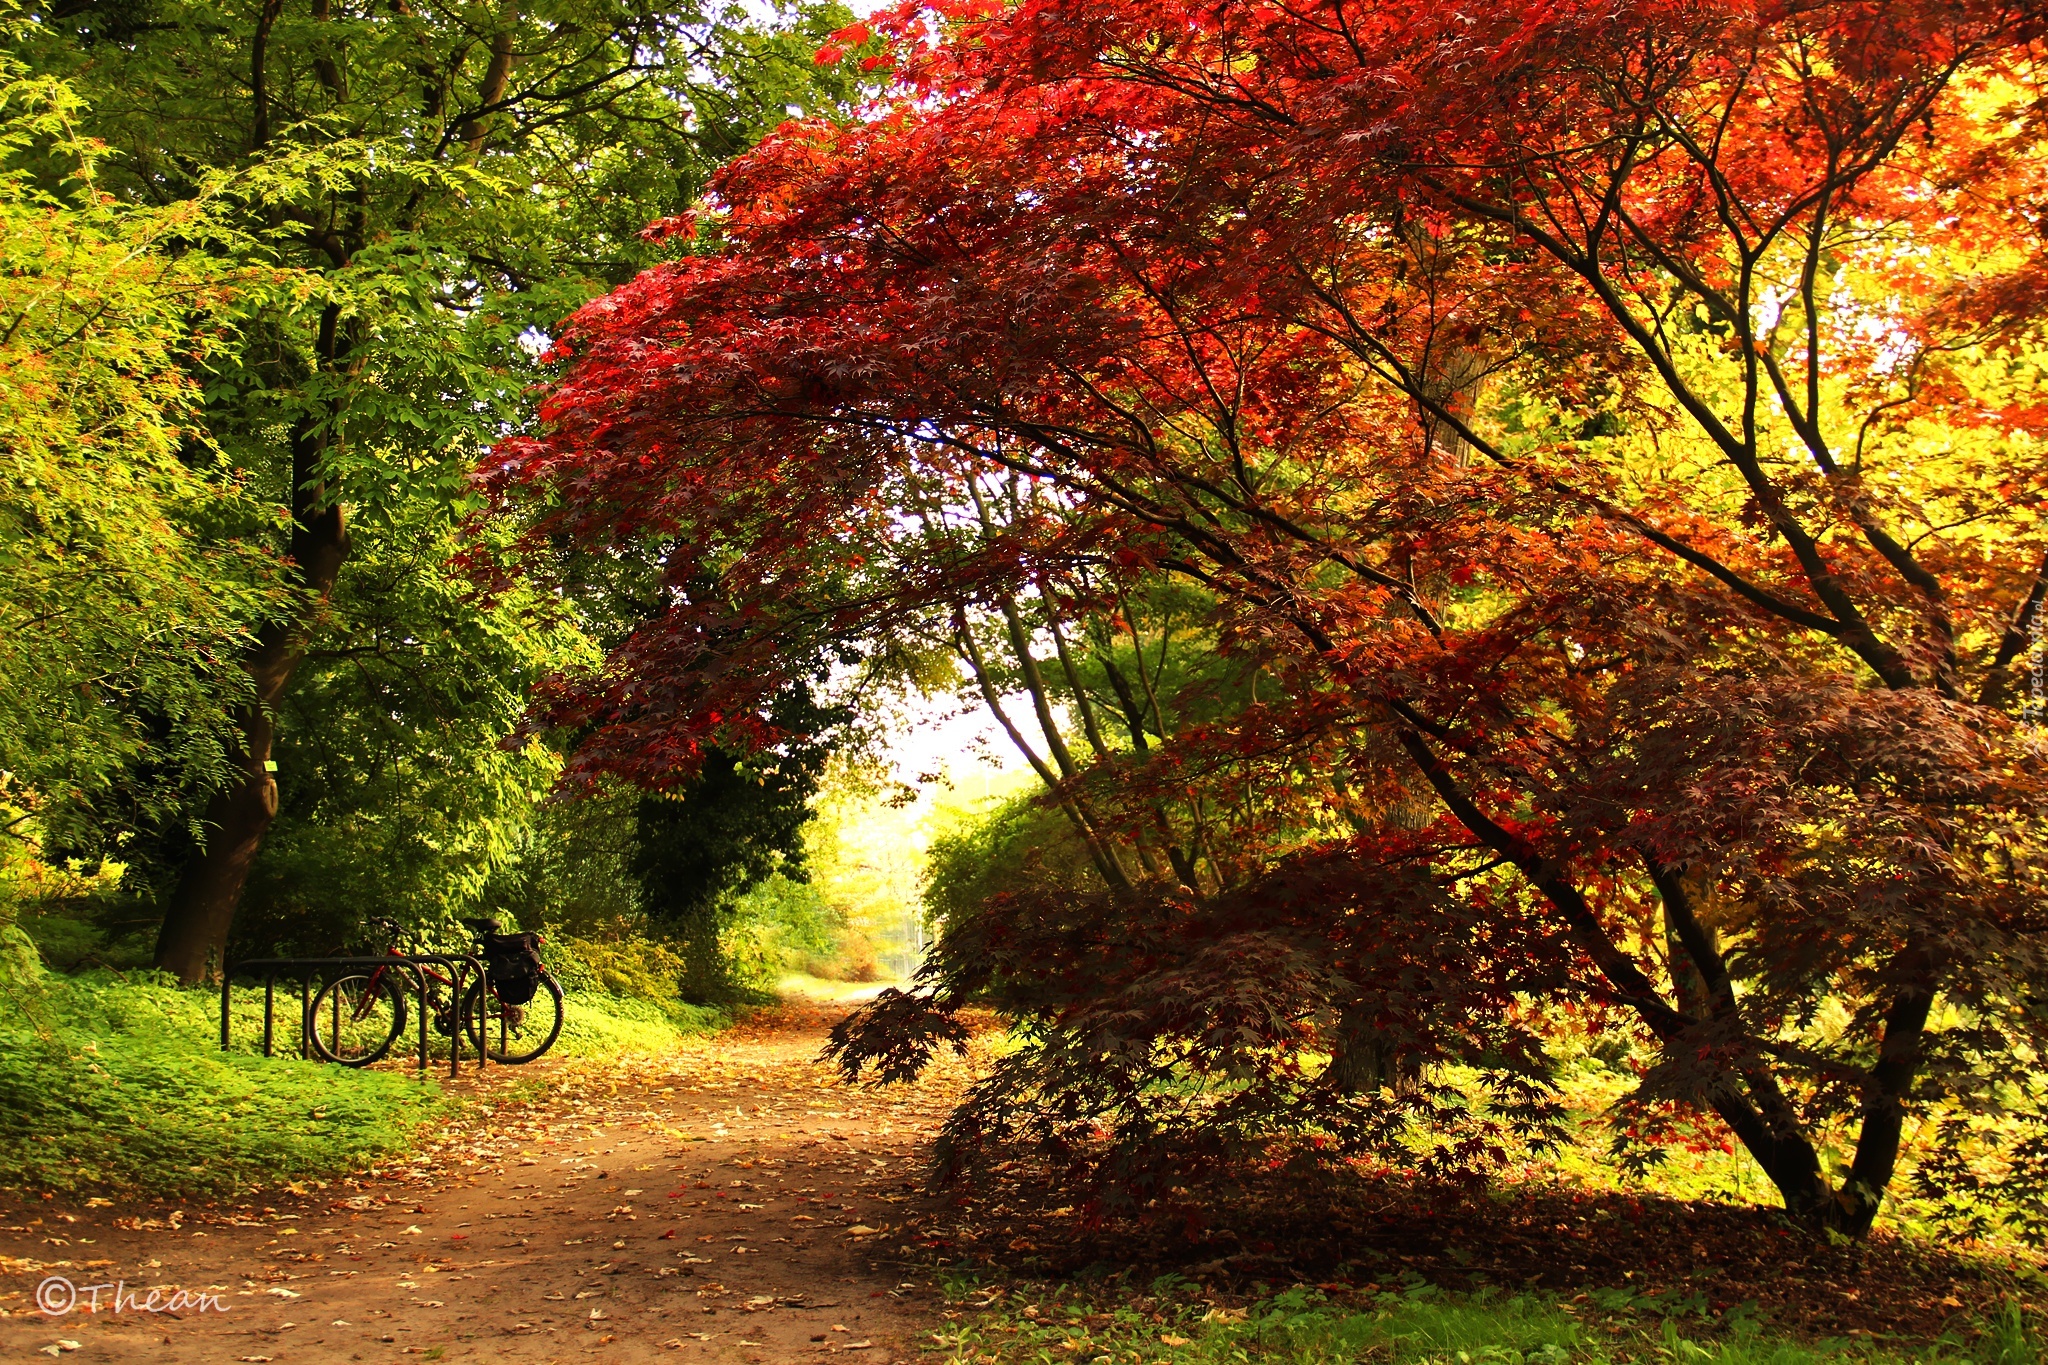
[460,916,503,935]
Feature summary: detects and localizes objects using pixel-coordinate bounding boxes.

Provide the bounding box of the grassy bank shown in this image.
[0,932,447,1199]
[930,1277,2043,1365]
[0,925,724,1201]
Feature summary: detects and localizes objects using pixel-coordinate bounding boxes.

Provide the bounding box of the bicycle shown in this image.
[305,917,565,1067]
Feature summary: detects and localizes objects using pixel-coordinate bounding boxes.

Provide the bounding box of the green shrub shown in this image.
[922,791,1098,936]
[544,931,729,1040]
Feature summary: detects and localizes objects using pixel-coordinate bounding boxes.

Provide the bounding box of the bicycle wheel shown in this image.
[461,972,564,1064]
[307,973,408,1066]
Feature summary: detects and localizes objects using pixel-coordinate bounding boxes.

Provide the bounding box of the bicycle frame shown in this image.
[363,950,454,1010]
[220,953,491,1077]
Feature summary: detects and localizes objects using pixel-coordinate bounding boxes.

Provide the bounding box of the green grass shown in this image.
[927,1279,2044,1365]
[0,924,726,1200]
[0,938,448,1199]
[553,986,725,1056]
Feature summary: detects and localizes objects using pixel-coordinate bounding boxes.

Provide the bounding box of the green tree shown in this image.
[631,682,845,1001]
[9,0,863,978]
[227,515,591,956]
[0,66,285,870]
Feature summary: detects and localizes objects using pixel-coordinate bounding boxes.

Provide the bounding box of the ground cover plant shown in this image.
[0,926,447,1199]
[892,1150,2046,1344]
[0,923,723,1201]
[923,1275,2044,1365]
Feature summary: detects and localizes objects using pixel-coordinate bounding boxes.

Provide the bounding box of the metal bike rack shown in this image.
[220,954,491,1077]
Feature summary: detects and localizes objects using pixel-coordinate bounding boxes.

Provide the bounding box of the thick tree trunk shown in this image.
[155,308,351,984]
[152,637,287,984]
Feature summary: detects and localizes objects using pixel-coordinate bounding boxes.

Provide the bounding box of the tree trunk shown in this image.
[155,307,351,984]
[457,0,522,152]
[152,634,288,984]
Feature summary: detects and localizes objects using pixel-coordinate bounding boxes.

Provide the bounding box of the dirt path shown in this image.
[0,1000,974,1365]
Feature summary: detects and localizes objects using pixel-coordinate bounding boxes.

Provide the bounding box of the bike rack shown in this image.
[220,954,491,1077]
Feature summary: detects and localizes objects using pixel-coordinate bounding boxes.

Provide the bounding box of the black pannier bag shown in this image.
[482,931,546,1006]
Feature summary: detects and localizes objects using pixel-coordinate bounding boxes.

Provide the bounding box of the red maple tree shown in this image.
[483,0,2048,1236]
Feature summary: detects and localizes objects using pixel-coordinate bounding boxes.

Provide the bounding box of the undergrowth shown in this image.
[545,932,729,1052]
[928,1278,2043,1365]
